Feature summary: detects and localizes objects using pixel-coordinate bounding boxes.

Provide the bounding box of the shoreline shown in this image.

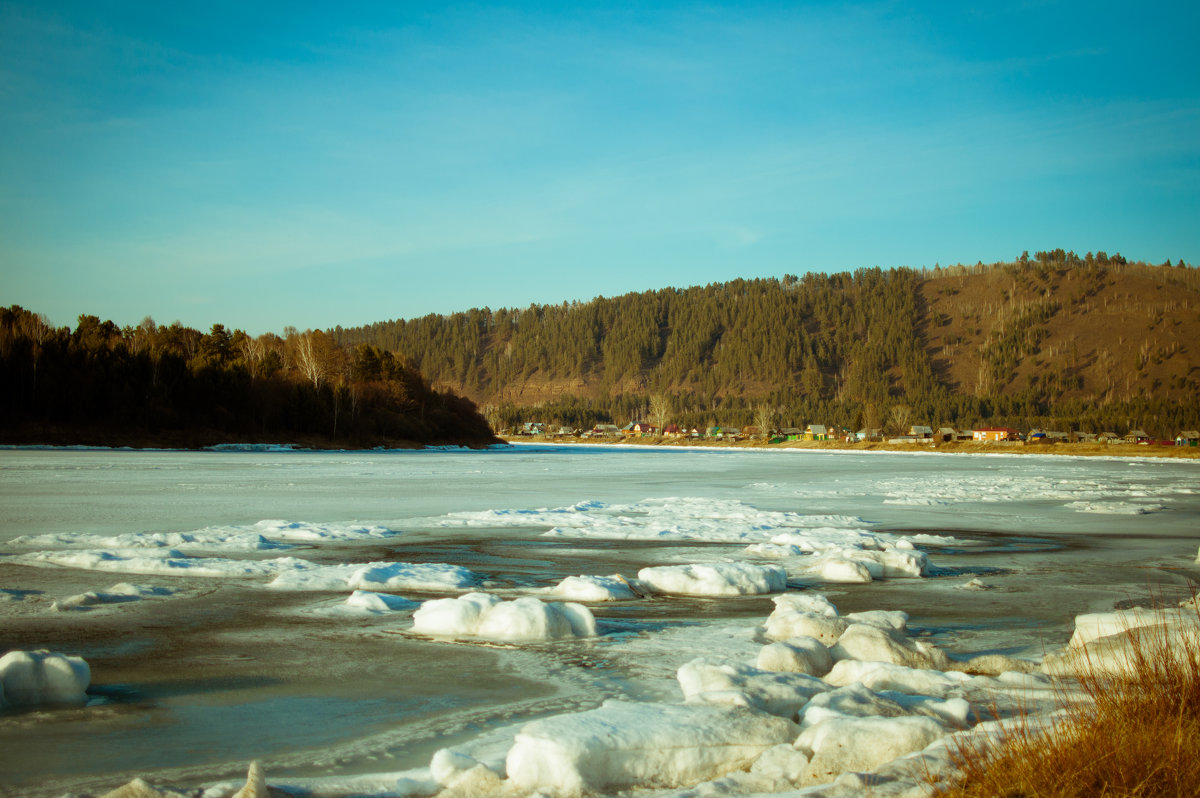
[499,435,1200,460]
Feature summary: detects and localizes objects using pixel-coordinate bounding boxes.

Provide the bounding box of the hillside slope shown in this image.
[334,253,1200,436]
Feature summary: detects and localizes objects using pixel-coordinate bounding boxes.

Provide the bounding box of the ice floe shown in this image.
[410,593,596,642]
[0,649,90,708]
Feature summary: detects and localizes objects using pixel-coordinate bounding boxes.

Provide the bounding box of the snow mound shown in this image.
[504,699,799,795]
[0,649,90,708]
[13,550,315,579]
[637,562,787,596]
[411,594,596,642]
[545,574,638,601]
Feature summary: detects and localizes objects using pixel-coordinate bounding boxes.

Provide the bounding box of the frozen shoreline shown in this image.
[1,447,1197,795]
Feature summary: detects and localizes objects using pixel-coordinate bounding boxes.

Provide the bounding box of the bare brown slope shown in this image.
[921,262,1200,404]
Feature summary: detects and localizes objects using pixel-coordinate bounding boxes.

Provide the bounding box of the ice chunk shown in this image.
[830,622,950,670]
[799,683,969,730]
[0,649,90,708]
[411,594,596,642]
[796,715,946,785]
[1068,608,1200,648]
[756,637,834,677]
[100,777,188,797]
[771,592,840,617]
[677,659,829,720]
[825,660,969,698]
[637,562,787,596]
[844,609,909,632]
[764,608,849,645]
[1044,619,1200,678]
[812,557,872,583]
[504,699,799,795]
[547,574,638,601]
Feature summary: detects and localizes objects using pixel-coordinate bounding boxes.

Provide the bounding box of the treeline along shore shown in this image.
[4,251,1199,450]
[0,306,499,449]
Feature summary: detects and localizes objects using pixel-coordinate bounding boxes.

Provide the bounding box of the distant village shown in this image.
[509,422,1200,448]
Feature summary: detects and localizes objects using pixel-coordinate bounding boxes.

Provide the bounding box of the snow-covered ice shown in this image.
[504,699,799,795]
[637,562,788,596]
[2,445,1197,797]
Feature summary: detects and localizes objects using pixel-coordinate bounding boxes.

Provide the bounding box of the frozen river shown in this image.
[1,444,1198,796]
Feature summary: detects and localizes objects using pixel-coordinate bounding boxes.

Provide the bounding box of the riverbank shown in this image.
[501,434,1200,459]
[0,423,503,451]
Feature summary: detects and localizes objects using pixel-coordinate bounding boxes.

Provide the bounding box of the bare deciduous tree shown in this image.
[754,404,777,439]
[649,394,672,433]
[889,404,913,436]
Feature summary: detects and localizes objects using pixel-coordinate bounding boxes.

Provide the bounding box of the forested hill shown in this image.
[0,308,498,449]
[333,252,1200,437]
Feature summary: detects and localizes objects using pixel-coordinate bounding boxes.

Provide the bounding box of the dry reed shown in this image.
[937,604,1200,797]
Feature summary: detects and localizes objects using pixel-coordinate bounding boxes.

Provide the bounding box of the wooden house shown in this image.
[804,424,828,441]
[972,427,1020,442]
[1125,429,1151,444]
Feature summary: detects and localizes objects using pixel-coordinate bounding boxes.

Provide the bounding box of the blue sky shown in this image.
[2,1,1197,335]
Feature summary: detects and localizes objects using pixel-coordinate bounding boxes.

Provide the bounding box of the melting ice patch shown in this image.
[10,549,317,579]
[10,549,477,593]
[429,498,870,544]
[875,472,1195,515]
[8,519,402,552]
[1064,501,1165,515]
[52,582,175,611]
[267,562,477,592]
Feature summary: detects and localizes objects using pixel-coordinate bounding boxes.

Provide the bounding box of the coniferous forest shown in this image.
[332,253,1200,439]
[4,251,1198,447]
[0,308,498,448]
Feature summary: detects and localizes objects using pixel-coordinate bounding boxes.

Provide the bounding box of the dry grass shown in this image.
[937,607,1200,798]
